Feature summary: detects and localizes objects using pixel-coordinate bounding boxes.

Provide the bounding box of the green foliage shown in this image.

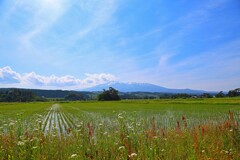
[215,91,225,98]
[171,93,191,99]
[64,93,85,101]
[0,89,44,102]
[227,88,240,97]
[200,93,213,98]
[98,87,120,101]
[0,99,240,159]
[0,88,93,99]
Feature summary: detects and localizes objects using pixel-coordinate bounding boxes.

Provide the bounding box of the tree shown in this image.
[171,93,191,99]
[0,89,37,102]
[65,93,84,101]
[200,93,213,98]
[215,91,225,98]
[227,90,237,97]
[98,87,120,101]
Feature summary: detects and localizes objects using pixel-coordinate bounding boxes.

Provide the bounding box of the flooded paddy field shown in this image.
[0,98,240,159]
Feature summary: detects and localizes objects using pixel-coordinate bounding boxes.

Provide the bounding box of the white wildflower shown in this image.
[103,132,108,135]
[17,141,25,146]
[118,146,125,151]
[118,113,123,119]
[9,122,15,126]
[129,153,137,158]
[70,154,77,158]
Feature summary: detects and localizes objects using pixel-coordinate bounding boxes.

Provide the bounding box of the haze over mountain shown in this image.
[83,81,207,94]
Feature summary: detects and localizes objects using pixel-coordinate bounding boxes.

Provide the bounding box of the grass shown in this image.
[0,98,240,159]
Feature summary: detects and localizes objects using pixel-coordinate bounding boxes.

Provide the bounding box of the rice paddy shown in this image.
[0,98,240,159]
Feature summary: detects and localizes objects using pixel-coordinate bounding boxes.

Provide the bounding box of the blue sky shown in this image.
[0,0,240,91]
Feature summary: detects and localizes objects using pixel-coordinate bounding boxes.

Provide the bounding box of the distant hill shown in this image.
[82,82,208,94]
[0,82,213,100]
[0,88,93,99]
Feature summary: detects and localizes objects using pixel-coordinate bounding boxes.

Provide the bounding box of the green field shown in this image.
[0,98,240,159]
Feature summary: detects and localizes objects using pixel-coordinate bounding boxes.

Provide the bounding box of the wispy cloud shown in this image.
[0,66,117,89]
[76,0,117,38]
[148,39,240,91]
[15,0,69,47]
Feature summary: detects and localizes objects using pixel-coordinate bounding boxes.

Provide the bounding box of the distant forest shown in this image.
[0,88,239,102]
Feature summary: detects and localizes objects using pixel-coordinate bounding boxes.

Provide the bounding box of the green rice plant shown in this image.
[0,98,240,159]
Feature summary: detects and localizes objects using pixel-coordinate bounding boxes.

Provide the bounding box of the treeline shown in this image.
[215,88,240,97]
[119,88,240,99]
[0,88,239,102]
[0,89,46,102]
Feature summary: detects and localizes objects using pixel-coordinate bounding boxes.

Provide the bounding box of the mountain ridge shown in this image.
[82,81,209,94]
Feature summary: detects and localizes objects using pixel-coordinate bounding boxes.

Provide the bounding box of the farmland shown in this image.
[0,98,240,159]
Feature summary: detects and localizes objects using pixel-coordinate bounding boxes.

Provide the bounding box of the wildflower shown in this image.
[161,149,165,152]
[202,150,205,153]
[9,122,15,126]
[70,154,77,158]
[17,141,25,146]
[118,113,123,119]
[118,146,125,151]
[129,153,137,158]
[104,132,108,135]
[99,123,103,126]
[229,129,233,132]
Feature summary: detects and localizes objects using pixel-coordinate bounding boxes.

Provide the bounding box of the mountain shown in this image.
[82,82,207,94]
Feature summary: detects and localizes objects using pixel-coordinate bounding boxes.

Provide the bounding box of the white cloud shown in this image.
[0,66,117,89]
[0,66,21,84]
